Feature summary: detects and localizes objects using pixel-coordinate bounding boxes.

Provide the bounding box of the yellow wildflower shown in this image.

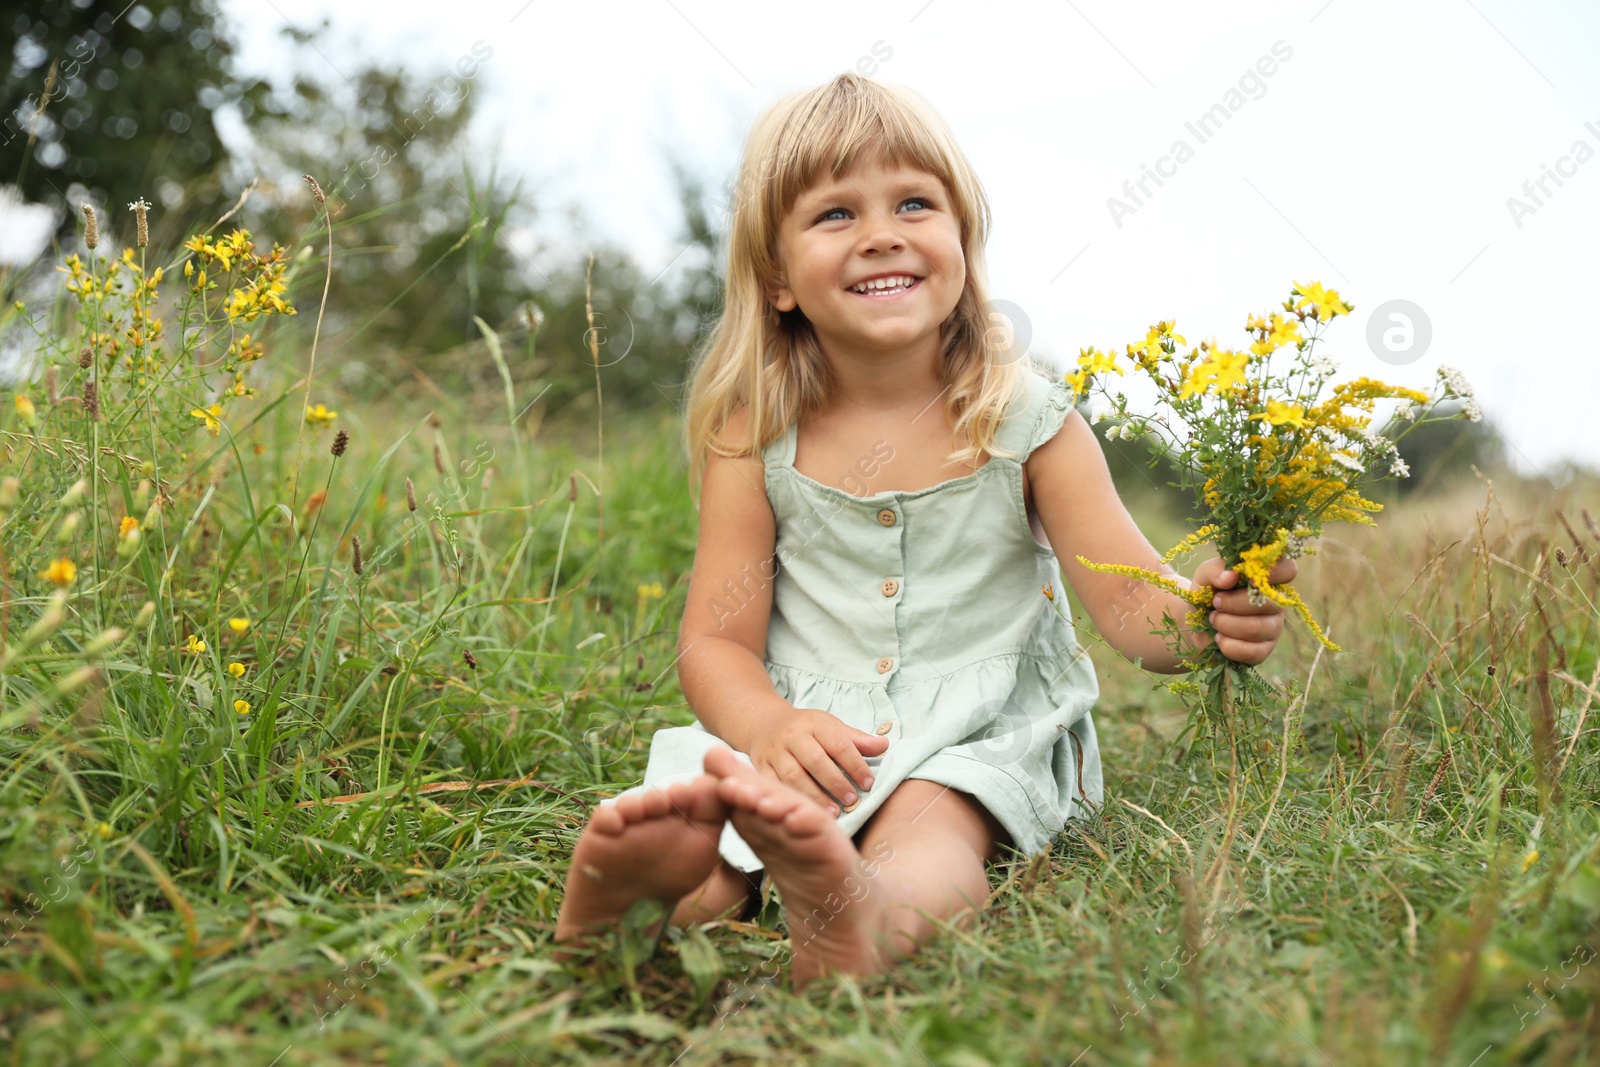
[1076,349,1124,377]
[1042,583,1055,601]
[228,662,246,678]
[305,403,338,426]
[1251,399,1310,429]
[1160,524,1221,564]
[1291,280,1352,321]
[190,404,222,435]
[228,617,250,633]
[41,558,77,586]
[1179,350,1250,399]
[120,515,140,538]
[234,699,251,715]
[1249,312,1303,357]
[1063,368,1090,399]
[14,395,37,425]
[1521,850,1539,872]
[635,582,665,600]
[1074,556,1212,608]
[184,634,206,654]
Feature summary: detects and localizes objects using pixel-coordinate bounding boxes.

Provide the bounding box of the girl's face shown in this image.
[768,158,965,361]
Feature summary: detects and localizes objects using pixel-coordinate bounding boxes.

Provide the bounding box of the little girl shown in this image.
[554,72,1295,986]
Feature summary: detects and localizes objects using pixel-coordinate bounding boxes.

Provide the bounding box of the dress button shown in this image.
[881,578,899,597]
[875,656,894,673]
[876,508,897,526]
[875,720,893,735]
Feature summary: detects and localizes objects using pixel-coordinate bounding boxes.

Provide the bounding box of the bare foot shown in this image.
[554,775,730,949]
[703,746,890,986]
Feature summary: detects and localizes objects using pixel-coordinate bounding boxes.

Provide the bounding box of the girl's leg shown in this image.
[849,780,1009,959]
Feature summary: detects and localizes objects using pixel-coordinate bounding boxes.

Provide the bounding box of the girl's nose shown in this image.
[858,222,906,255]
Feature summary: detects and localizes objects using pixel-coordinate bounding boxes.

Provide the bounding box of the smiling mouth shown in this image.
[847,277,922,298]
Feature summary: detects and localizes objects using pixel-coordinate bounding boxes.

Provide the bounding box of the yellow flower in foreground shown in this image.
[1292,280,1352,321]
[1521,850,1539,872]
[41,557,77,586]
[184,634,206,654]
[1063,368,1090,399]
[1042,583,1055,601]
[228,662,246,678]
[1232,528,1342,652]
[228,617,251,633]
[305,403,338,425]
[14,395,37,424]
[120,515,140,538]
[1076,349,1124,378]
[1249,312,1304,357]
[1179,350,1250,399]
[1251,399,1310,429]
[234,699,251,715]
[636,582,665,601]
[190,404,222,435]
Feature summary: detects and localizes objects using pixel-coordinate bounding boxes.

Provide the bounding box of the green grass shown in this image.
[3,270,1599,1063]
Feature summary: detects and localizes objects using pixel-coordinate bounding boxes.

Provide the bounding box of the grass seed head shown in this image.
[331,429,348,457]
[82,203,99,249]
[128,198,150,247]
[351,534,363,575]
[405,477,417,512]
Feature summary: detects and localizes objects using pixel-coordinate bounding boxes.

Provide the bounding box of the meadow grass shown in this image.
[2,229,1598,1065]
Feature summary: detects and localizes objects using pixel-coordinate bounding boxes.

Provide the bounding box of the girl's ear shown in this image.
[766,273,798,313]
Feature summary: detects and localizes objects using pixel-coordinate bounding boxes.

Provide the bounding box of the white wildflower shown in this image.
[1360,429,1396,458]
[1090,400,1111,425]
[1246,584,1267,607]
[1436,364,1474,399]
[1331,451,1364,473]
[1390,456,1410,477]
[1393,400,1417,421]
[1462,398,1482,422]
[1314,354,1339,376]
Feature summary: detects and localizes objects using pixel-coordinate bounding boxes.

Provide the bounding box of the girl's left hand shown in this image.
[1190,555,1297,666]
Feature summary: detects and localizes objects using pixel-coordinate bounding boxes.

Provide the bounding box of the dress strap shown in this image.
[991,365,1078,462]
[759,418,797,468]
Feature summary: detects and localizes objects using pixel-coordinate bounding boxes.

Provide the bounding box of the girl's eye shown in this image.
[817,197,933,223]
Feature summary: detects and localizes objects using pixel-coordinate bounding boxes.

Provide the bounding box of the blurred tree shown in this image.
[239,34,703,422]
[2,0,263,239]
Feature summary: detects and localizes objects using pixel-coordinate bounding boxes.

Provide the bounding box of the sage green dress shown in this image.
[609,365,1103,872]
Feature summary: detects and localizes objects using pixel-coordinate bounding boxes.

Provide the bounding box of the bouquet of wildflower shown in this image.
[1063,282,1479,776]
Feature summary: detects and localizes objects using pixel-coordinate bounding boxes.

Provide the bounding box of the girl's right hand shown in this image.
[745,707,889,816]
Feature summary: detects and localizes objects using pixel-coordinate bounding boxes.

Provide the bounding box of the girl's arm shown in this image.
[677,407,792,750]
[677,407,889,813]
[1025,408,1291,673]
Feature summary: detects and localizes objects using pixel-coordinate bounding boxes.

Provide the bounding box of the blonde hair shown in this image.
[680,71,1027,506]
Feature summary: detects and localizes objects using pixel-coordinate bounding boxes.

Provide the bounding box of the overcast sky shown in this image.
[220,0,1600,479]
